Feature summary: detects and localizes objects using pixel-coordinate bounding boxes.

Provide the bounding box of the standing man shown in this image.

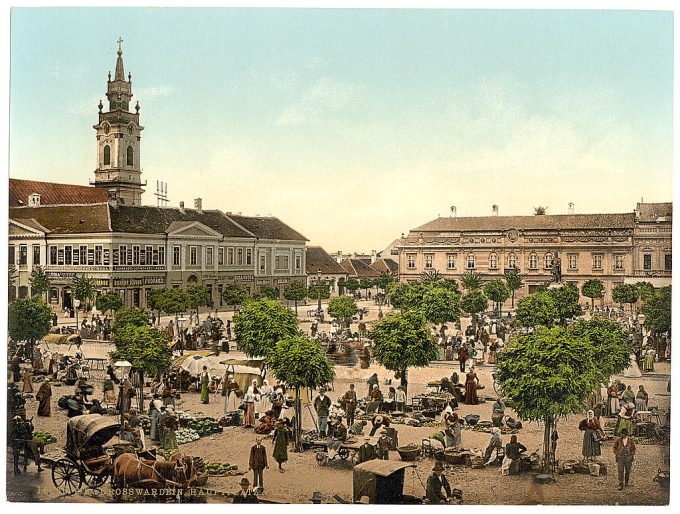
[248,437,268,493]
[426,461,452,504]
[457,345,469,373]
[395,386,406,412]
[613,427,636,490]
[357,435,376,464]
[313,388,332,437]
[342,384,358,428]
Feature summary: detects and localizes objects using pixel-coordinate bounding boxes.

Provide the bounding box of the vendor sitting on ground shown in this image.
[369,414,390,436]
[255,410,276,435]
[367,384,383,413]
[491,398,506,427]
[501,435,527,476]
[442,412,462,448]
[483,427,503,466]
[327,415,348,458]
[350,420,367,436]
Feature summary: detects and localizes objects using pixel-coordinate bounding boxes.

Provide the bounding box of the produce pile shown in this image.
[160,448,178,461]
[176,427,200,445]
[33,431,56,444]
[186,418,223,437]
[204,461,241,476]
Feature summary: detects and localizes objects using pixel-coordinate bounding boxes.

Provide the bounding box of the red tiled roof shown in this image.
[306,247,347,275]
[370,258,399,275]
[9,204,111,234]
[340,258,381,278]
[9,178,109,206]
[411,213,635,232]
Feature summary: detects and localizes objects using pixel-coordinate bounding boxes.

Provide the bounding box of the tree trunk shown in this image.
[138,370,145,412]
[295,385,303,452]
[294,300,298,315]
[542,416,555,473]
[400,367,408,398]
[511,291,515,309]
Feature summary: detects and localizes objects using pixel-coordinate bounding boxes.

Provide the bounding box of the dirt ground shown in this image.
[7,300,672,505]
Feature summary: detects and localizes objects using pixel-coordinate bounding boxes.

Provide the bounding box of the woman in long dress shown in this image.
[200,367,210,404]
[243,381,259,427]
[148,399,162,443]
[635,385,649,412]
[103,377,116,404]
[21,369,34,394]
[36,381,52,416]
[272,419,289,472]
[161,406,178,451]
[443,412,461,447]
[464,368,479,405]
[258,379,273,416]
[223,375,240,414]
[643,349,656,372]
[614,402,636,436]
[578,410,603,461]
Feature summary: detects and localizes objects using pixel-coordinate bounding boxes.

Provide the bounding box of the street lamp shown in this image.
[316,271,323,317]
[114,360,132,439]
[74,299,81,334]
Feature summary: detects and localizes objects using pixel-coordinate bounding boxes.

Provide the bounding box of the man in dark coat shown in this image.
[366,373,379,397]
[313,388,332,437]
[426,461,453,504]
[233,477,258,503]
[248,438,268,492]
[357,436,376,464]
[342,384,358,427]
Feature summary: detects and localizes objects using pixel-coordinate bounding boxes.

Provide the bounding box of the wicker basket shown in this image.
[397,446,420,461]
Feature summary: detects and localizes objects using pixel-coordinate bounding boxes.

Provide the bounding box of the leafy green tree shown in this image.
[547,284,582,324]
[612,283,640,312]
[387,282,432,312]
[72,275,96,311]
[515,292,557,328]
[496,326,600,471]
[370,310,437,395]
[187,285,214,323]
[375,273,395,293]
[581,279,605,311]
[234,298,299,358]
[461,270,482,292]
[635,281,657,303]
[147,289,166,325]
[359,278,374,299]
[283,281,307,315]
[642,287,671,335]
[440,279,460,295]
[504,268,524,308]
[257,286,280,301]
[307,284,331,301]
[460,290,488,321]
[420,270,442,284]
[28,266,51,301]
[154,289,191,330]
[568,317,631,384]
[269,335,335,450]
[328,296,358,328]
[344,278,360,295]
[420,287,460,326]
[113,307,149,332]
[222,284,248,312]
[96,291,124,315]
[8,266,18,301]
[8,297,52,355]
[484,280,510,316]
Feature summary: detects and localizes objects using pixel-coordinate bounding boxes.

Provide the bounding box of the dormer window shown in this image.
[28,193,41,206]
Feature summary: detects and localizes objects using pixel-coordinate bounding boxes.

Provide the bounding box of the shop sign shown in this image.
[234,274,254,282]
[203,274,218,281]
[143,276,166,286]
[46,271,76,281]
[256,279,269,285]
[94,279,110,287]
[113,277,143,288]
[276,278,290,284]
[170,279,183,285]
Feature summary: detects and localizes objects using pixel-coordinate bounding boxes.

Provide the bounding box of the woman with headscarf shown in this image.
[223,375,241,414]
[21,368,34,394]
[272,418,289,472]
[464,367,479,405]
[614,402,636,437]
[161,405,178,451]
[443,412,461,448]
[605,380,620,416]
[102,375,116,404]
[148,397,162,443]
[483,427,503,466]
[258,379,272,416]
[635,385,649,412]
[244,380,260,427]
[578,410,604,461]
[621,385,636,405]
[501,435,527,476]
[36,381,52,416]
[643,348,656,372]
[33,347,43,371]
[200,366,210,404]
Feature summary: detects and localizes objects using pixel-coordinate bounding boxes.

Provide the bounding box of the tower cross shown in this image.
[117,37,123,51]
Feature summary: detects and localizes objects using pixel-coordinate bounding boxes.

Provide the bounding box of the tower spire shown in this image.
[114,37,125,81]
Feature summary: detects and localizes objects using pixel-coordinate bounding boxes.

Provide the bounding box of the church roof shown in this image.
[306,247,347,275]
[9,178,109,207]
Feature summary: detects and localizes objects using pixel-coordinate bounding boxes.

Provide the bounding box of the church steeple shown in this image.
[92,38,145,206]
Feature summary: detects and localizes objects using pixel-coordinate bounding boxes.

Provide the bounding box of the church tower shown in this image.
[93,38,145,205]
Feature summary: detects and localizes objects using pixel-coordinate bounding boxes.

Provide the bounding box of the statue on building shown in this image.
[551,252,562,284]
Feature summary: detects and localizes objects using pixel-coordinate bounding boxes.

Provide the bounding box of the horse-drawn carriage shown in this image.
[51,414,120,494]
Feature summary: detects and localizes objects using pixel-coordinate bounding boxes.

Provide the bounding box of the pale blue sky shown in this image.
[9,8,674,251]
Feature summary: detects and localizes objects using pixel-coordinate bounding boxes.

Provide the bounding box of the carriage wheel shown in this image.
[315,452,328,466]
[52,459,82,495]
[83,470,110,489]
[338,448,350,460]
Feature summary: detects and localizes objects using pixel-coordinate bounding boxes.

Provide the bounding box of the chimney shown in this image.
[492,204,499,216]
[28,193,41,207]
[179,201,185,214]
[194,198,202,214]
[107,189,119,207]
[568,202,574,215]
[450,205,457,218]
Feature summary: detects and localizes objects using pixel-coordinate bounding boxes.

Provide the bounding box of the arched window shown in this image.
[507,253,517,269]
[529,253,538,269]
[103,145,111,165]
[466,253,476,269]
[489,253,498,269]
[544,253,553,269]
[127,145,134,166]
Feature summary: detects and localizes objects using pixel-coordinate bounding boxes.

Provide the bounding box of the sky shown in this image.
[8,7,674,253]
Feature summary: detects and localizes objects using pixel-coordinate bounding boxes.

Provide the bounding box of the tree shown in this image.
[307,284,331,301]
[461,271,482,292]
[483,280,510,316]
[420,287,460,327]
[154,289,191,331]
[8,297,52,356]
[147,289,166,325]
[96,291,124,315]
[328,296,358,329]
[642,287,671,335]
[283,281,307,315]
[370,310,437,396]
[635,281,656,303]
[359,278,374,299]
[460,290,488,321]
[113,307,149,333]
[8,266,17,301]
[269,335,335,450]
[568,317,631,384]
[581,280,605,311]
[222,284,248,312]
[257,286,280,301]
[28,265,51,301]
[612,283,640,312]
[187,286,214,323]
[534,206,548,215]
[420,270,442,284]
[515,292,557,328]
[375,273,395,293]
[504,268,524,308]
[234,298,299,358]
[344,278,360,295]
[72,275,96,311]
[547,284,582,324]
[496,326,600,471]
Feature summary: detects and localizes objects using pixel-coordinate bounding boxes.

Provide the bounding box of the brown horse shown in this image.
[112,452,195,491]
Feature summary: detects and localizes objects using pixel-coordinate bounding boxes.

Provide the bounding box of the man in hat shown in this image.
[327,416,348,458]
[369,414,390,436]
[342,384,358,427]
[613,427,636,490]
[357,435,377,464]
[376,430,392,460]
[233,477,258,503]
[249,437,268,493]
[309,491,323,504]
[395,385,406,412]
[314,387,332,437]
[426,461,453,504]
